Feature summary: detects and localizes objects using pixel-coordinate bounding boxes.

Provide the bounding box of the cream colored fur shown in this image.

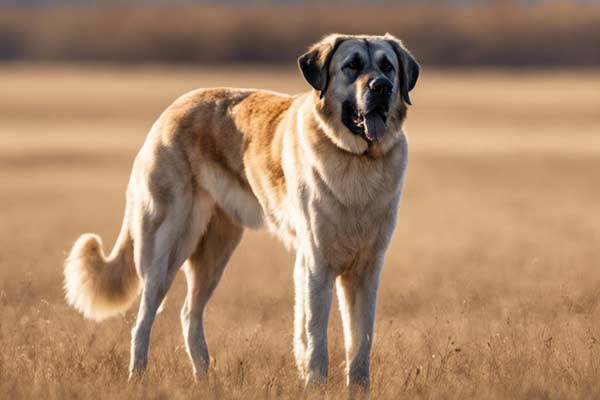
[63,33,419,393]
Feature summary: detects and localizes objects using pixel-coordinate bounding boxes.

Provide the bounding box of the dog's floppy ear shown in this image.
[385,34,420,105]
[298,34,345,98]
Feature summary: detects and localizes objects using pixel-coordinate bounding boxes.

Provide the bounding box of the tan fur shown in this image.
[64,212,139,321]
[63,33,419,392]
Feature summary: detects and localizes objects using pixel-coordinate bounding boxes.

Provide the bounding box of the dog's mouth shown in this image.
[342,101,388,142]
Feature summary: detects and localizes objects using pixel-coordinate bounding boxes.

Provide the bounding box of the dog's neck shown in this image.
[291,93,407,210]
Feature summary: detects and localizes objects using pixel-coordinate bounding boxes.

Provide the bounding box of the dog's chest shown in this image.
[275,148,398,266]
[303,166,401,264]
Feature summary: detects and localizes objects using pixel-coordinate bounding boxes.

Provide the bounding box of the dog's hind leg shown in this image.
[128,182,214,380]
[181,206,243,381]
[129,265,173,379]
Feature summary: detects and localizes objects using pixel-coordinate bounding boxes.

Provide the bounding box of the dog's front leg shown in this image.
[297,249,335,389]
[336,259,383,393]
[293,252,308,379]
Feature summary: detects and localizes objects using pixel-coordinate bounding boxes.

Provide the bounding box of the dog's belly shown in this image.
[241,155,299,246]
[196,163,265,229]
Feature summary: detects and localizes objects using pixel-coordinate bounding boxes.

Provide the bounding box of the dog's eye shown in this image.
[346,60,360,70]
[380,59,394,73]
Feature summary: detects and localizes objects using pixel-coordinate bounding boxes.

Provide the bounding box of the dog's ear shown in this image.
[385,34,420,105]
[298,34,345,98]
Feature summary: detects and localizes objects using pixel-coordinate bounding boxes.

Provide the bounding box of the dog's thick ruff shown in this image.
[63,33,419,391]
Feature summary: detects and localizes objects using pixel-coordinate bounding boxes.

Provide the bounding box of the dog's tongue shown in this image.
[363,112,386,141]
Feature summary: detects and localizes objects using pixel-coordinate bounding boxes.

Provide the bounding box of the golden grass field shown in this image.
[1,64,599,399]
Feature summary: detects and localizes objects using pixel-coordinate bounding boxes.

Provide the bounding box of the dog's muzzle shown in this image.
[360,77,393,141]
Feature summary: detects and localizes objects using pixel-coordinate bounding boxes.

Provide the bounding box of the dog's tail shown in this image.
[64,214,140,321]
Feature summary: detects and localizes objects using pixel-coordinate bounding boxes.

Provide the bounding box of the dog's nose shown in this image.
[368,77,393,96]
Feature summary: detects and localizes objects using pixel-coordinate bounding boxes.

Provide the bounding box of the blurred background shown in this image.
[1,1,600,399]
[1,0,600,66]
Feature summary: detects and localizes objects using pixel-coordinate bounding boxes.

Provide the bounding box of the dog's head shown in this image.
[298,33,419,155]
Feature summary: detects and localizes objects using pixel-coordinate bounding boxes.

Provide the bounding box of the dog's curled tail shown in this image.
[64,224,139,321]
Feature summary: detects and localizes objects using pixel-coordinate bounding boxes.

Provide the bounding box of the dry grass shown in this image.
[1,64,600,399]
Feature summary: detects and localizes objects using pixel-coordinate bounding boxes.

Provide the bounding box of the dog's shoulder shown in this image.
[232,90,295,141]
[236,90,298,203]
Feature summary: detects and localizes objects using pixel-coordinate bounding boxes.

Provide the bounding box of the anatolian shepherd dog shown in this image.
[64,33,419,391]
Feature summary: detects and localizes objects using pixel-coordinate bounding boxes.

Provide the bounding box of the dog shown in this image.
[64,33,419,392]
